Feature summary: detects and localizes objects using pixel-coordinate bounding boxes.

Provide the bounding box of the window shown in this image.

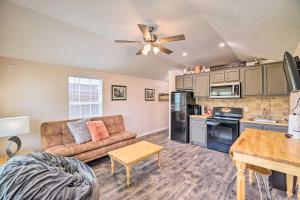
[68,76,102,119]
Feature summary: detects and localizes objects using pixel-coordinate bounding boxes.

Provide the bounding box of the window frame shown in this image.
[68,76,103,119]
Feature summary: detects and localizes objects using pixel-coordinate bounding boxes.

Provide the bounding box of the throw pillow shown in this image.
[86,120,109,142]
[67,119,92,144]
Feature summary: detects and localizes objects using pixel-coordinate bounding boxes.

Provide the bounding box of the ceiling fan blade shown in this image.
[154,44,173,54]
[159,34,185,43]
[115,40,141,43]
[136,48,143,55]
[137,24,151,40]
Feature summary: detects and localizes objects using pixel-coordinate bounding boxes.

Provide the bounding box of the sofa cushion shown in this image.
[67,119,91,144]
[45,131,137,157]
[86,120,109,141]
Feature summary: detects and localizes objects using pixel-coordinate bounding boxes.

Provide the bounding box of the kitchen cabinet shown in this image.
[183,75,193,89]
[175,76,184,90]
[193,73,209,97]
[175,75,193,90]
[210,71,225,83]
[263,124,288,133]
[225,69,240,82]
[240,66,263,96]
[264,62,288,95]
[190,117,207,147]
[240,122,263,134]
[240,122,288,135]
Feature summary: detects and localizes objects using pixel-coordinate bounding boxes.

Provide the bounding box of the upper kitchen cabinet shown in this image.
[263,62,288,95]
[175,76,184,90]
[183,75,193,89]
[210,69,239,84]
[175,75,193,90]
[225,69,240,82]
[210,71,225,83]
[193,73,209,97]
[240,66,263,96]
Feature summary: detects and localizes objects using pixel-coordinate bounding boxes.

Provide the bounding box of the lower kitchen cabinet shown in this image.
[240,122,288,135]
[190,117,207,147]
[240,122,263,134]
[263,124,288,133]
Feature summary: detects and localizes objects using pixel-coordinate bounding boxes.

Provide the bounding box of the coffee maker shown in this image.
[289,91,300,139]
[194,104,205,115]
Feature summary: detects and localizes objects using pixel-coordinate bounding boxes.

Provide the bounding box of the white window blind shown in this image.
[68,76,102,119]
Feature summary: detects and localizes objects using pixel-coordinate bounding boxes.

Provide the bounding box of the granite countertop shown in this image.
[240,118,288,127]
[190,115,208,119]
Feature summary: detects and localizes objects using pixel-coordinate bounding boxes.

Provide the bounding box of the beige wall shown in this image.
[294,41,300,57]
[196,96,289,120]
[0,57,169,154]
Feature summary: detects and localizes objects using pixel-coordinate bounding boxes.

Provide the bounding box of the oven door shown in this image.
[207,119,239,153]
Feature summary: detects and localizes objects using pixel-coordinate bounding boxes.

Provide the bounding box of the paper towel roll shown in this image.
[288,114,300,140]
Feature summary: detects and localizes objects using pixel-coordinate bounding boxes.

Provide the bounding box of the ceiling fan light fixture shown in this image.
[142,48,149,55]
[153,46,160,54]
[145,43,152,51]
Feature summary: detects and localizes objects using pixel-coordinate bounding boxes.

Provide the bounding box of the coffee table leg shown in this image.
[158,152,161,167]
[125,165,132,186]
[110,157,115,175]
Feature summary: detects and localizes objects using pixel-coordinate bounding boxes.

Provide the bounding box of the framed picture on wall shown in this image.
[158,93,169,101]
[111,85,127,100]
[145,88,155,101]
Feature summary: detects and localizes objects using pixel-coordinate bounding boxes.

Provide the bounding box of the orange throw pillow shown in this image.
[86,120,109,142]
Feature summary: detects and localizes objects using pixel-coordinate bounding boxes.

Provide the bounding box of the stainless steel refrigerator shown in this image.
[171,91,195,143]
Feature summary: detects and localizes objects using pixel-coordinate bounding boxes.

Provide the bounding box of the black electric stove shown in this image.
[206,107,243,153]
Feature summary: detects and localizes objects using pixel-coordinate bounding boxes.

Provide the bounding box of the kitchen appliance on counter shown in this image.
[171,91,195,143]
[194,104,205,115]
[207,107,243,153]
[210,82,241,99]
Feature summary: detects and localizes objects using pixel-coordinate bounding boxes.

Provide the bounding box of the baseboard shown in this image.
[138,127,169,138]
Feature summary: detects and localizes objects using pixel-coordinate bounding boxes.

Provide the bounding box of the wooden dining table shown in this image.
[230,128,300,200]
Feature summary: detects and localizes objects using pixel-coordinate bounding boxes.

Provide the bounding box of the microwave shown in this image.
[210,82,241,98]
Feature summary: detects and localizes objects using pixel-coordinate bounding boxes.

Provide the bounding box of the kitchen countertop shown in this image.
[190,115,208,119]
[240,118,288,127]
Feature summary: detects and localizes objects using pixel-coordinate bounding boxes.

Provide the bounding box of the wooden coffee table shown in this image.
[108,141,163,186]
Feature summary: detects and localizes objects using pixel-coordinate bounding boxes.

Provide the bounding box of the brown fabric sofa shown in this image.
[40,115,137,163]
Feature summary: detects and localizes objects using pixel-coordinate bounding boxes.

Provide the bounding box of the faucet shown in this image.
[262,108,268,119]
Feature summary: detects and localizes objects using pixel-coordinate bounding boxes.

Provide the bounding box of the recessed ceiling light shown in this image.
[219,42,225,47]
[182,52,188,57]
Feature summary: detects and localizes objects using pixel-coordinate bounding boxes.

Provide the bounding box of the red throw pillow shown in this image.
[86,120,109,142]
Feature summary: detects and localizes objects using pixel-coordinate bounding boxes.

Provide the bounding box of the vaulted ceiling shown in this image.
[1,0,300,80]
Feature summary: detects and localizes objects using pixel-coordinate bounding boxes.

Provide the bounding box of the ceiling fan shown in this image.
[115,24,185,55]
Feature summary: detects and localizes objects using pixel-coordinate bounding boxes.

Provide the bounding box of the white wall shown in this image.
[294,41,300,57]
[0,56,169,154]
[167,70,183,138]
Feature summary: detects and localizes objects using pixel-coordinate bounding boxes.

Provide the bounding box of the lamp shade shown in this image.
[0,116,30,137]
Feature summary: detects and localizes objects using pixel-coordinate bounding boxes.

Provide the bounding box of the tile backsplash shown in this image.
[196,96,289,120]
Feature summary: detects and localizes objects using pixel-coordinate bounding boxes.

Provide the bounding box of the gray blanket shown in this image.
[0,152,99,200]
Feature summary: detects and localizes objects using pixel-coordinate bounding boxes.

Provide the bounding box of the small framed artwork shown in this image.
[145,88,155,101]
[111,85,127,101]
[158,93,169,101]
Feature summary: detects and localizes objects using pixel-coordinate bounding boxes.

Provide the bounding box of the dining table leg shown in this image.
[297,176,300,200]
[286,174,293,198]
[248,169,254,185]
[236,161,246,200]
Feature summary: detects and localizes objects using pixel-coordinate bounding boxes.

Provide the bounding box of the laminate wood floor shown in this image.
[88,131,296,200]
